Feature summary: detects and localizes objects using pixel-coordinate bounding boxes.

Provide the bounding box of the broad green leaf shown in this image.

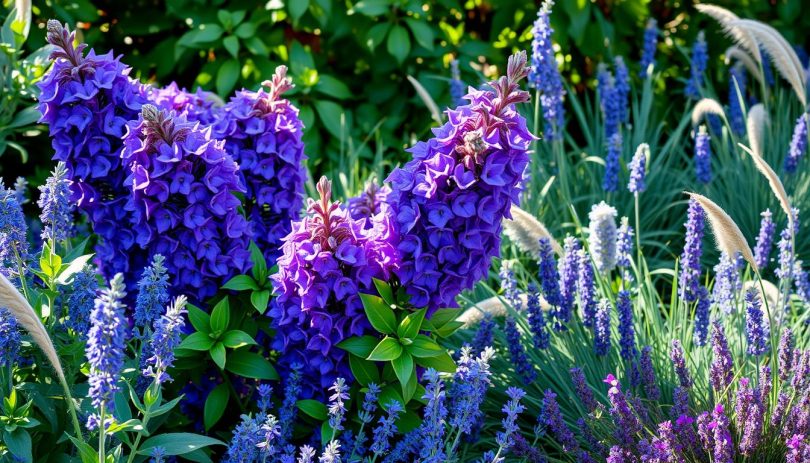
[353,0,391,16]
[349,355,380,386]
[221,330,257,349]
[386,25,410,64]
[210,297,230,334]
[54,253,94,285]
[336,335,379,358]
[234,22,256,39]
[391,352,414,388]
[404,18,434,50]
[216,59,240,96]
[68,435,98,463]
[249,241,268,280]
[367,337,402,361]
[289,41,315,75]
[434,321,464,338]
[360,293,397,334]
[373,278,395,305]
[225,351,279,380]
[138,433,225,456]
[210,342,226,369]
[414,351,455,373]
[289,0,310,23]
[313,99,346,138]
[187,304,211,334]
[428,308,462,329]
[397,308,426,340]
[402,364,418,403]
[297,399,328,420]
[250,290,271,314]
[3,428,31,462]
[179,332,215,351]
[406,334,444,358]
[223,35,240,58]
[366,23,390,51]
[314,75,351,100]
[222,275,259,291]
[204,384,229,430]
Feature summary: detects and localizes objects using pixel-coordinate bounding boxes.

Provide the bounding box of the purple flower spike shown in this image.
[754,209,775,270]
[679,199,705,302]
[709,321,734,393]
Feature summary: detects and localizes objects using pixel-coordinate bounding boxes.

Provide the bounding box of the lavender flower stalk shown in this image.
[504,316,536,384]
[66,264,98,335]
[685,31,708,99]
[528,0,565,140]
[577,249,597,326]
[670,340,692,388]
[0,308,21,367]
[594,299,611,356]
[627,143,648,194]
[603,132,623,192]
[37,162,73,244]
[142,296,187,384]
[709,321,733,393]
[639,19,658,76]
[597,64,621,139]
[526,285,550,349]
[693,286,711,346]
[784,113,808,173]
[133,255,169,338]
[679,199,705,302]
[0,182,30,279]
[616,217,634,269]
[538,237,566,329]
[617,290,636,361]
[712,252,741,315]
[695,126,713,184]
[754,209,775,270]
[745,288,767,357]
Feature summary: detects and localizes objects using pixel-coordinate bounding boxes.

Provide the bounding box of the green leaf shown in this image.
[138,433,225,456]
[353,0,391,16]
[435,321,464,338]
[210,297,230,334]
[225,351,279,380]
[336,335,379,358]
[221,330,257,349]
[216,59,240,96]
[402,365,418,403]
[397,308,426,340]
[386,25,410,64]
[289,0,310,23]
[349,355,380,386]
[180,332,215,351]
[3,428,31,462]
[297,399,328,421]
[222,275,259,291]
[314,75,352,100]
[414,351,455,373]
[250,290,271,314]
[249,241,268,281]
[404,18,434,50]
[54,253,94,285]
[204,384,229,431]
[210,342,226,370]
[373,278,395,305]
[234,22,256,39]
[68,435,98,463]
[289,41,315,75]
[187,304,211,334]
[366,23,390,51]
[405,334,444,358]
[391,352,414,388]
[367,337,402,361]
[223,36,240,58]
[8,106,42,129]
[360,293,397,335]
[244,36,269,55]
[428,308,462,329]
[313,99,346,138]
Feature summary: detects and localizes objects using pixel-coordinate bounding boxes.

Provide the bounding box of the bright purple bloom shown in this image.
[685,31,708,99]
[528,2,565,140]
[588,201,618,273]
[85,273,128,429]
[526,284,550,349]
[594,299,611,356]
[640,19,658,76]
[39,21,150,282]
[754,209,775,270]
[149,82,220,125]
[504,316,536,384]
[540,389,579,452]
[142,296,187,384]
[671,387,690,419]
[538,238,566,329]
[670,339,692,388]
[66,264,98,335]
[603,131,623,192]
[737,380,764,455]
[779,328,795,382]
[346,179,391,228]
[577,249,597,327]
[786,435,810,463]
[693,285,711,346]
[213,66,307,263]
[785,114,808,173]
[694,126,713,184]
[268,177,398,394]
[570,367,598,413]
[0,182,30,279]
[617,291,636,361]
[728,64,747,136]
[386,52,533,311]
[637,345,660,400]
[679,199,705,302]
[121,105,250,302]
[709,321,733,393]
[37,162,73,243]
[745,288,767,356]
[711,404,734,463]
[604,374,641,448]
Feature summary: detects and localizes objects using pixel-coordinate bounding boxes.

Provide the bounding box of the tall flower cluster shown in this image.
[627,143,648,194]
[597,64,621,140]
[616,290,636,361]
[694,126,713,184]
[66,264,99,335]
[685,31,708,99]
[728,64,747,136]
[38,21,149,280]
[709,321,733,393]
[0,308,21,367]
[784,113,808,173]
[385,51,533,311]
[213,66,307,263]
[86,273,128,429]
[754,209,775,270]
[142,296,187,384]
[37,162,73,243]
[448,346,495,438]
[639,19,658,76]
[577,249,597,326]
[745,288,767,357]
[526,284,550,349]
[150,82,220,125]
[528,0,565,140]
[133,254,170,337]
[603,132,623,192]
[269,177,398,393]
[679,199,705,302]
[712,252,741,314]
[559,237,580,321]
[693,285,711,346]
[504,316,536,384]
[594,299,611,356]
[346,178,391,226]
[0,182,30,279]
[614,57,630,123]
[122,105,251,302]
[538,238,566,329]
[616,217,634,269]
[588,201,618,273]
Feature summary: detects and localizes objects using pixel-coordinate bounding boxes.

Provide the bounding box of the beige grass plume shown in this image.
[696,4,761,63]
[691,98,726,126]
[724,46,764,84]
[729,19,807,106]
[746,103,768,158]
[503,204,562,256]
[686,192,757,271]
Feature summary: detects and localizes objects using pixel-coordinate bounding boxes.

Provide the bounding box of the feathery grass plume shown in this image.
[503,205,562,256]
[728,19,807,106]
[685,192,757,271]
[724,46,764,84]
[746,103,768,158]
[695,4,761,64]
[691,98,726,127]
[458,293,533,328]
[406,75,442,124]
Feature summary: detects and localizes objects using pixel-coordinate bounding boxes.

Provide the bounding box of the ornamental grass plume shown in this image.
[38,21,149,281]
[503,205,562,256]
[121,104,251,302]
[385,51,533,311]
[588,201,618,273]
[724,46,765,84]
[528,0,565,140]
[691,98,726,127]
[213,65,307,263]
[686,192,757,271]
[269,177,398,394]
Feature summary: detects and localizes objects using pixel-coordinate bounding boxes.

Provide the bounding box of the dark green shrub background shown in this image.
[7,0,810,192]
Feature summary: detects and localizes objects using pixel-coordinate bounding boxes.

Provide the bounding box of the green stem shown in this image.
[57,372,85,448]
[99,404,106,463]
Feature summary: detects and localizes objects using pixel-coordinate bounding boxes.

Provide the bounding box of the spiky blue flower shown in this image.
[538,237,565,329]
[85,273,128,429]
[496,387,526,449]
[617,290,636,361]
[471,313,495,356]
[559,237,580,321]
[754,210,775,270]
[598,65,621,140]
[594,299,611,356]
[614,56,630,123]
[728,64,747,136]
[616,217,634,269]
[504,316,536,384]
[712,252,741,315]
[640,19,658,76]
[637,345,660,400]
[370,401,403,457]
[577,249,597,327]
[225,413,265,463]
[670,340,692,389]
[279,363,303,445]
[142,296,187,384]
[526,284,549,349]
[37,162,73,243]
[66,264,98,335]
[328,378,350,434]
[0,308,21,367]
[685,31,708,99]
[679,199,705,302]
[133,254,170,338]
[695,126,713,184]
[569,367,598,412]
[603,132,623,193]
[448,346,494,438]
[693,285,711,347]
[528,0,565,140]
[784,114,808,173]
[418,369,448,461]
[0,182,30,279]
[627,143,648,194]
[745,288,767,357]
